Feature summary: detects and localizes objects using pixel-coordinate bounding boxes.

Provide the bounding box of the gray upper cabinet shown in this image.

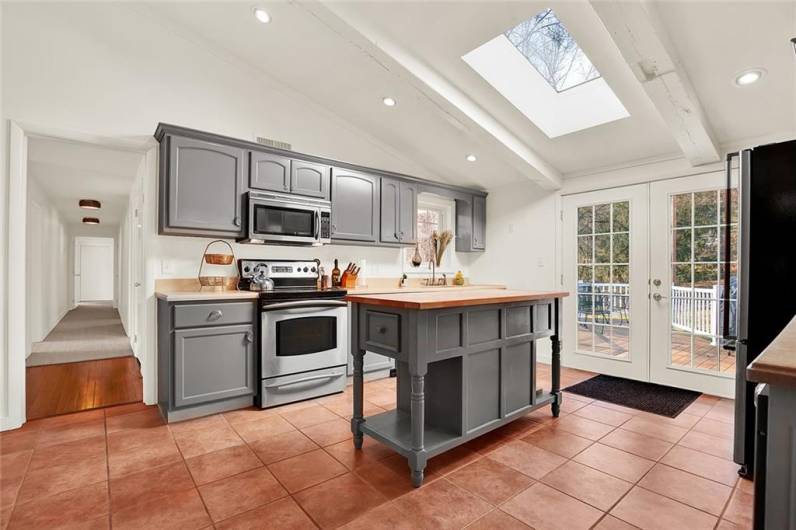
[398,181,418,245]
[380,178,417,245]
[291,160,330,199]
[380,178,400,244]
[250,151,291,193]
[472,195,486,250]
[173,323,256,408]
[331,168,379,242]
[455,195,486,252]
[162,136,246,237]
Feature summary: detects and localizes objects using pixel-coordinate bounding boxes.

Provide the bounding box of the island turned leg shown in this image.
[409,374,427,487]
[351,349,365,449]
[551,298,563,417]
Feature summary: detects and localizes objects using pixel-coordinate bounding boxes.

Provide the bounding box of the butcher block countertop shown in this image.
[747,315,796,388]
[345,288,569,310]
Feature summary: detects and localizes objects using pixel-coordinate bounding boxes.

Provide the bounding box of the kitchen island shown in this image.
[345,288,568,486]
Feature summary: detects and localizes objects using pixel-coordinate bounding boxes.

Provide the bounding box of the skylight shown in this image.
[504,9,600,93]
[463,8,629,138]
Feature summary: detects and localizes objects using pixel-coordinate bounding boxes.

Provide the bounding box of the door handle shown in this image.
[652,279,661,287]
[134,282,141,287]
[652,293,667,301]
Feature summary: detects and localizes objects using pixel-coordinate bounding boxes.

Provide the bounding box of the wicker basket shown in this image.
[198,240,239,291]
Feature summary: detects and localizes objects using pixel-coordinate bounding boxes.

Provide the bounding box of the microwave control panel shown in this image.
[320,211,331,239]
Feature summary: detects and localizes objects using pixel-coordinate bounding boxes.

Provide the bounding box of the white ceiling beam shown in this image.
[591,0,720,166]
[307,2,563,190]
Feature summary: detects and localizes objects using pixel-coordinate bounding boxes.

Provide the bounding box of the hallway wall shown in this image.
[26,177,69,356]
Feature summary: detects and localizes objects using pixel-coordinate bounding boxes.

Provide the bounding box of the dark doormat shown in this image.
[564,375,701,418]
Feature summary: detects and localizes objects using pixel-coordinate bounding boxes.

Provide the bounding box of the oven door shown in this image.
[261,300,347,378]
[249,198,320,245]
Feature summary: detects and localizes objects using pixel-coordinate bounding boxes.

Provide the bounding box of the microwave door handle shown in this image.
[314,210,320,241]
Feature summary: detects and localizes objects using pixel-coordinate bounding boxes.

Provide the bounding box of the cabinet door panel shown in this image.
[290,160,330,199]
[399,181,418,244]
[331,169,379,242]
[472,195,486,250]
[173,324,256,408]
[167,136,244,235]
[380,177,400,243]
[503,342,534,415]
[250,151,290,192]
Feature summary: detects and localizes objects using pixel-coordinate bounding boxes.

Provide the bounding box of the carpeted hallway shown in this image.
[27,302,133,367]
[25,303,142,419]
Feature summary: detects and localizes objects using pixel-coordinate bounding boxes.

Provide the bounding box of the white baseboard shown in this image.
[1,416,24,432]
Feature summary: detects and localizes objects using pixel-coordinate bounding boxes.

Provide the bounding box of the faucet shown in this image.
[399,273,407,288]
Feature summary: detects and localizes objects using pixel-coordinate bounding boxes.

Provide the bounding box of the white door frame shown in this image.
[649,172,736,398]
[74,236,115,303]
[562,184,650,381]
[2,121,155,431]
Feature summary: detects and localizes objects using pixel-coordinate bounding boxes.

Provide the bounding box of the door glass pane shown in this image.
[276,316,337,356]
[668,189,737,375]
[575,200,629,359]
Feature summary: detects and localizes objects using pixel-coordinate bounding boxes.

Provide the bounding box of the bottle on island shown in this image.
[331,259,341,287]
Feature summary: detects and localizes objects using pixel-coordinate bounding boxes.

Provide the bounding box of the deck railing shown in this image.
[672,285,720,340]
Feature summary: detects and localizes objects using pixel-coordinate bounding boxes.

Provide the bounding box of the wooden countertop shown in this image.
[747,314,796,388]
[345,288,569,310]
[345,283,505,295]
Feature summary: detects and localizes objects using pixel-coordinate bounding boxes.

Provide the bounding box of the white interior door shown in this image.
[649,173,737,397]
[562,184,650,381]
[75,237,114,302]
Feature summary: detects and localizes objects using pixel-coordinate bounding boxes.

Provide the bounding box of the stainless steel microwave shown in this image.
[242,191,331,246]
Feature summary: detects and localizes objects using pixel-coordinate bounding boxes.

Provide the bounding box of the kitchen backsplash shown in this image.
[150,235,472,283]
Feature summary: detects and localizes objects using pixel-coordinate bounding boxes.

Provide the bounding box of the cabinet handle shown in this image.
[394,232,399,241]
[245,331,254,343]
[233,217,241,227]
[283,184,289,191]
[399,231,404,240]
[331,224,337,232]
[378,326,387,334]
[208,310,223,321]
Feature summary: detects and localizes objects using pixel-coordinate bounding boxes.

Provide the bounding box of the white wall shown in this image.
[0,2,7,423]
[25,177,69,355]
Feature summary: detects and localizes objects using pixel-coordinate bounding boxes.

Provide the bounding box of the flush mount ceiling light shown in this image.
[79,199,101,210]
[382,97,396,107]
[82,217,100,225]
[466,154,477,162]
[734,68,765,86]
[253,7,271,24]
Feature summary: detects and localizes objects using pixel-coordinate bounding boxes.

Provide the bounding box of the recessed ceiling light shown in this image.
[466,154,477,162]
[734,68,765,86]
[253,8,271,24]
[79,199,101,210]
[382,97,396,107]
[82,217,100,225]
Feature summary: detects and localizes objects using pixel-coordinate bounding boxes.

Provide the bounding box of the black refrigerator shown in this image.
[725,138,796,478]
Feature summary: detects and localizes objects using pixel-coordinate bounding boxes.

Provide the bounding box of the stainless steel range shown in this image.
[239,259,347,408]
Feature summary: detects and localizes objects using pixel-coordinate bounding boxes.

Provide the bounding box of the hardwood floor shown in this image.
[25,357,143,420]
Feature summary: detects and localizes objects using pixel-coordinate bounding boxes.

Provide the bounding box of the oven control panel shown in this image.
[239,259,319,280]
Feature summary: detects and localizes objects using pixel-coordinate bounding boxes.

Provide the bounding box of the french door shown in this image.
[563,175,737,397]
[649,173,736,397]
[562,185,650,381]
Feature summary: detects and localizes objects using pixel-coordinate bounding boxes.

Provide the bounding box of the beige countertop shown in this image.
[747,314,796,388]
[345,288,569,310]
[155,278,506,302]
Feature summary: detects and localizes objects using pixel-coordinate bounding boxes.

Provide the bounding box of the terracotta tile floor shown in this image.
[0,366,753,529]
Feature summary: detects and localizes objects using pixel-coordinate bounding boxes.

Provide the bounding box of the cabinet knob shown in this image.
[331,224,337,232]
[245,331,254,343]
[233,217,241,227]
[208,310,223,321]
[378,326,387,334]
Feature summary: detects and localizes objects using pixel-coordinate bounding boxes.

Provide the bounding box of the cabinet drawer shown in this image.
[173,302,255,329]
[364,310,401,354]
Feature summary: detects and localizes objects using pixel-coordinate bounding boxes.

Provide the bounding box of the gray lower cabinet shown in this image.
[380,178,417,245]
[455,195,486,252]
[331,168,380,242]
[158,299,257,422]
[160,135,246,238]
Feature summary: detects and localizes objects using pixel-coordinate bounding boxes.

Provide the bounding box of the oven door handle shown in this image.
[262,300,347,311]
[264,371,345,389]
